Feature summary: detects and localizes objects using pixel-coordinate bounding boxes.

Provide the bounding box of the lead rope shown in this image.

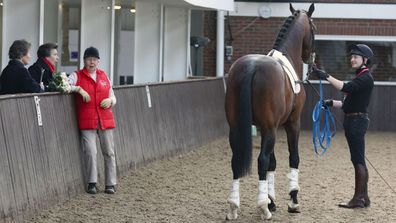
[303,56,336,156]
[311,79,336,156]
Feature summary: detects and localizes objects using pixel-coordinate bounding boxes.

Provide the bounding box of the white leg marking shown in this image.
[257,180,272,220]
[226,179,240,220]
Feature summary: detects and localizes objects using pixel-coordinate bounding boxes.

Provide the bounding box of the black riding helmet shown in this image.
[348,44,373,65]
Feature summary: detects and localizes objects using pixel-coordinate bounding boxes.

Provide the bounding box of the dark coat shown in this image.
[0,60,43,95]
[28,58,54,91]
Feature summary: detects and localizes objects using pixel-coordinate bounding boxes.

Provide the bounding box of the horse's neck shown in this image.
[281,31,303,77]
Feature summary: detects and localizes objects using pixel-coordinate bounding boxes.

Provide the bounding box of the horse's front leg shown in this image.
[285,121,301,213]
[257,129,276,220]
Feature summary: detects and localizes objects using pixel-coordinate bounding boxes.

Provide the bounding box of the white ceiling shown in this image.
[57,0,223,10]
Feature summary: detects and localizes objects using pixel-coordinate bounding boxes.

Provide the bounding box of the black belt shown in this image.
[345,112,367,117]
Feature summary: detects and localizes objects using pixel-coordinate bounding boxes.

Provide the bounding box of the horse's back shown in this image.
[228,54,281,79]
[227,54,286,99]
[226,54,293,128]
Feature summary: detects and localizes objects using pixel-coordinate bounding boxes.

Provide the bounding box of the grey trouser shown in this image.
[81,129,117,186]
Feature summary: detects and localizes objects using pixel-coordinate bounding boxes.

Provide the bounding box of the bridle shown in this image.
[302,16,321,97]
[305,17,317,81]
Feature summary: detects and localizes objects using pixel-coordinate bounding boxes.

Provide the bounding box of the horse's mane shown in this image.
[273,10,301,51]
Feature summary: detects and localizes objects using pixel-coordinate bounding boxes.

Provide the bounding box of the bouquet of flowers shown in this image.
[48,71,71,93]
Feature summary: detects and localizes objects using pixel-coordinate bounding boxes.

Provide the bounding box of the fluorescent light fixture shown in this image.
[114,5,121,10]
[130,8,136,13]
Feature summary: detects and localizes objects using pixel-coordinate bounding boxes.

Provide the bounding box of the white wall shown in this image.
[117,30,134,79]
[2,0,40,69]
[43,0,58,44]
[134,2,191,83]
[80,0,113,80]
[134,1,161,84]
[231,2,396,20]
[163,6,189,81]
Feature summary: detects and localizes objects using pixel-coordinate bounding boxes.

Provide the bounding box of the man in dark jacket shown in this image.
[29,43,59,91]
[0,39,43,94]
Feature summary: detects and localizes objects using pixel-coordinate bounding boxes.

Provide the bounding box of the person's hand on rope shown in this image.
[322,99,333,109]
[76,86,91,103]
[100,98,112,109]
[312,66,329,80]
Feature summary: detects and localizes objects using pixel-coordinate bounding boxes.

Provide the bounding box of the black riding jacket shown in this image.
[0,60,43,94]
[341,68,374,114]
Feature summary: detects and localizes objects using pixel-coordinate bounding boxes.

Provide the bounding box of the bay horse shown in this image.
[225,3,316,220]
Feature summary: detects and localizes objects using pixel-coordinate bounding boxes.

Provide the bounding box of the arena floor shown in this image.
[26,130,396,223]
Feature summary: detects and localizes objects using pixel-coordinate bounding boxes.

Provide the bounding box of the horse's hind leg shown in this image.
[257,129,276,220]
[285,122,301,213]
[226,179,239,220]
[267,152,276,212]
[226,130,240,220]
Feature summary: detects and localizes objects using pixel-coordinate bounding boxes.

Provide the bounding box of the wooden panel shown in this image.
[112,87,146,171]
[302,83,396,131]
[16,97,44,220]
[0,99,28,222]
[0,101,16,222]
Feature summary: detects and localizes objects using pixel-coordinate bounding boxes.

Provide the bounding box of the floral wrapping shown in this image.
[48,71,71,93]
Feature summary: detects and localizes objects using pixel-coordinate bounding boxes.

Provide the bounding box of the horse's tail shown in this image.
[229,65,256,179]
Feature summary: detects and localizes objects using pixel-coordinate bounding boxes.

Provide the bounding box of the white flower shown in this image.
[49,71,72,93]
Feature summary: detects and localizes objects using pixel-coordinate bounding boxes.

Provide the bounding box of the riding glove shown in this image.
[100,98,112,109]
[76,86,91,102]
[312,67,329,80]
[322,99,333,109]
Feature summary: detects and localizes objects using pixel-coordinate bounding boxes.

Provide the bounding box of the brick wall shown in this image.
[203,12,396,80]
[238,0,396,3]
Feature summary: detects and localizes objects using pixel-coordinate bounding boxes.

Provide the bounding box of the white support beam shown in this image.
[110,0,115,83]
[80,0,112,79]
[39,0,44,45]
[134,1,161,84]
[216,10,225,77]
[163,6,189,81]
[159,4,164,82]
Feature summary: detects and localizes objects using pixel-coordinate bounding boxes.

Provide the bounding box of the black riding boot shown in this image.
[338,164,367,208]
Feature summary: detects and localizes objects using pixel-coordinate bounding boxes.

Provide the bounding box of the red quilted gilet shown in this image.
[75,68,115,130]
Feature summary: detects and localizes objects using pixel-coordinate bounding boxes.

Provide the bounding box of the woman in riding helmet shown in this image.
[312,43,374,208]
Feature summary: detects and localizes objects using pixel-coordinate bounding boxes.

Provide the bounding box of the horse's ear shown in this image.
[307,3,315,17]
[289,3,295,14]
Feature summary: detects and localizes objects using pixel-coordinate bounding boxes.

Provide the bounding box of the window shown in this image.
[114,6,135,85]
[314,36,396,82]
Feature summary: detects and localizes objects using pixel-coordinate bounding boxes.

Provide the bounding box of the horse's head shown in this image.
[290,3,316,64]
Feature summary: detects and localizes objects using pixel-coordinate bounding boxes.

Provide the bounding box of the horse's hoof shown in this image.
[287,202,300,213]
[258,204,272,220]
[226,202,239,220]
[225,212,238,221]
[268,196,276,212]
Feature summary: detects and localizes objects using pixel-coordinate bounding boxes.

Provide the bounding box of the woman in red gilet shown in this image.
[69,46,117,194]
